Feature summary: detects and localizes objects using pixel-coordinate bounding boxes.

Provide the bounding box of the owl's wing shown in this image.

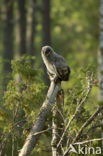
[53,54,70,81]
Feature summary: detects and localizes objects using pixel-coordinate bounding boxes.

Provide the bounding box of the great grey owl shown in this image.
[41,46,70,81]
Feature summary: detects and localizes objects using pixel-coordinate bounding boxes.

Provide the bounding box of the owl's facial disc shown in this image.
[45,48,51,56]
[42,46,51,56]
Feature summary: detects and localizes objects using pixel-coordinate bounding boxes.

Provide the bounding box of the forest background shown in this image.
[0,0,101,156]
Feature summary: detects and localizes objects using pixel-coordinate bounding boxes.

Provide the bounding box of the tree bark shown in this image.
[27,0,37,56]
[17,0,27,56]
[99,0,103,146]
[42,0,51,46]
[2,0,14,91]
[19,81,60,156]
[41,0,51,85]
[51,89,64,156]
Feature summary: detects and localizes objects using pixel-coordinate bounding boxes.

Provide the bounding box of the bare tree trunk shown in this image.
[19,81,60,156]
[16,0,27,90]
[51,89,64,156]
[17,0,27,56]
[16,0,27,129]
[42,0,51,46]
[99,0,103,146]
[2,0,14,91]
[42,0,51,85]
[27,0,37,56]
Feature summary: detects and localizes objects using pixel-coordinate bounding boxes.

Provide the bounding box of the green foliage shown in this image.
[62,65,101,152]
[0,55,99,156]
[0,60,100,155]
[0,56,46,155]
[11,55,39,82]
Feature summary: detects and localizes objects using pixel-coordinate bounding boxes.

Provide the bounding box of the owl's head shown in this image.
[41,46,53,57]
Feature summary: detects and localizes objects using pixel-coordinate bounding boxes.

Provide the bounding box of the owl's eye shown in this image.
[45,49,51,55]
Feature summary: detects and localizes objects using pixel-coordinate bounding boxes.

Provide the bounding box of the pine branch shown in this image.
[74,138,103,145]
[72,106,103,143]
[63,106,103,156]
[57,73,93,148]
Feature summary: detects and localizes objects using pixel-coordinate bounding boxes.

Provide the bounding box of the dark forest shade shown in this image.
[2,0,14,91]
[17,0,27,55]
[42,0,51,85]
[27,0,37,56]
[42,0,51,46]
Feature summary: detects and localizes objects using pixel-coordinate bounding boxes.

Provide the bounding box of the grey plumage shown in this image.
[41,46,70,81]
